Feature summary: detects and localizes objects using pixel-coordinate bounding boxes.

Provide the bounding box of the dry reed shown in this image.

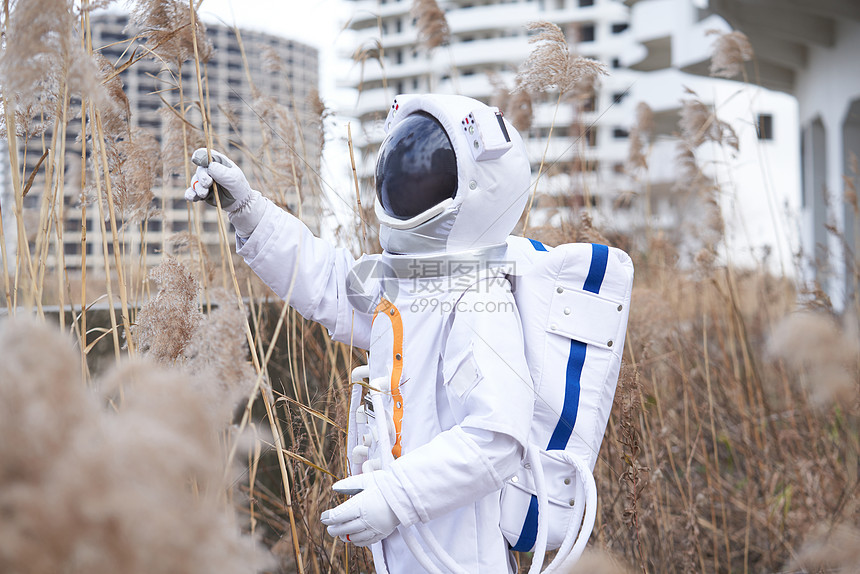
[707,29,753,80]
[411,0,450,51]
[514,21,607,96]
[0,318,271,573]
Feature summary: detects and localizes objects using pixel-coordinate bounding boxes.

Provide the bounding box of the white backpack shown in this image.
[498,236,634,572]
[347,236,634,573]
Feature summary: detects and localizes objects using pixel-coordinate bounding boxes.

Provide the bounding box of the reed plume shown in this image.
[768,310,859,407]
[108,127,161,222]
[514,21,607,95]
[127,0,213,64]
[678,97,738,151]
[788,523,860,574]
[412,0,450,51]
[707,29,753,79]
[184,289,256,425]
[0,0,98,99]
[134,255,203,363]
[489,73,534,132]
[627,102,654,171]
[91,53,131,142]
[0,319,271,573]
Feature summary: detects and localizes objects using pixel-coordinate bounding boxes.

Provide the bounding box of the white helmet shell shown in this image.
[375,94,531,255]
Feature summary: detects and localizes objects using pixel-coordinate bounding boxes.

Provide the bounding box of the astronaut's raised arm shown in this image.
[184,148,373,350]
[235,198,373,349]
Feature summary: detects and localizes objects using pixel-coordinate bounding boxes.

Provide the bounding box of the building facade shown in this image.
[339,0,800,273]
[629,0,859,306]
[621,0,800,273]
[341,0,639,222]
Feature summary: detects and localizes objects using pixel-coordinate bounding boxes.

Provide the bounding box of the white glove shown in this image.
[320,472,399,547]
[185,148,265,237]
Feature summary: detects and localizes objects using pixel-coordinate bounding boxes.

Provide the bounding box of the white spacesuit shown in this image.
[186,94,535,573]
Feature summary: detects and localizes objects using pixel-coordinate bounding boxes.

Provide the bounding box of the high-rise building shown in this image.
[2,10,320,277]
[340,0,639,221]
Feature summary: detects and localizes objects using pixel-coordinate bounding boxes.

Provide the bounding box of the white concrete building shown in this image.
[340,0,641,224]
[338,0,801,276]
[621,0,801,274]
[630,0,860,306]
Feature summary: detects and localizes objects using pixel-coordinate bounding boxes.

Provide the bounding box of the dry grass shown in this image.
[0,318,271,573]
[1,3,858,574]
[707,29,754,80]
[411,0,450,51]
[515,21,607,96]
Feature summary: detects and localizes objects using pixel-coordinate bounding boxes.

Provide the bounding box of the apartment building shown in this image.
[2,10,319,276]
[341,0,639,218]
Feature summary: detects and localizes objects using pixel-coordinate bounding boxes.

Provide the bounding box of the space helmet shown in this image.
[374,94,531,255]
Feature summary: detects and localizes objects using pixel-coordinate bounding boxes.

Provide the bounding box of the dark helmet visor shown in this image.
[375,112,458,220]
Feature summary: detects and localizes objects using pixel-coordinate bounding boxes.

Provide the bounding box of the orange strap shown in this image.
[372,299,404,458]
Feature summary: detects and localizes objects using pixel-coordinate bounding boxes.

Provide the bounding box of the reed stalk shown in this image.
[522,91,562,233]
[187,2,304,570]
[347,123,367,249]
[4,96,42,317]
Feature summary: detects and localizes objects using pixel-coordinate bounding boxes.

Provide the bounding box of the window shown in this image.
[582,96,596,112]
[611,23,629,34]
[579,0,594,6]
[64,242,81,255]
[613,128,629,139]
[100,31,127,46]
[570,158,599,173]
[137,116,161,130]
[137,98,161,112]
[611,57,621,69]
[612,91,626,105]
[579,24,595,43]
[757,113,774,140]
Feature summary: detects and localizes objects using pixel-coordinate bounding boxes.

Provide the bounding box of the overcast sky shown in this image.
[196,0,351,107]
[193,0,363,237]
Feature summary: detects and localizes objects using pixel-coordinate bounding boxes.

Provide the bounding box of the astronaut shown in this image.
[186,94,535,573]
